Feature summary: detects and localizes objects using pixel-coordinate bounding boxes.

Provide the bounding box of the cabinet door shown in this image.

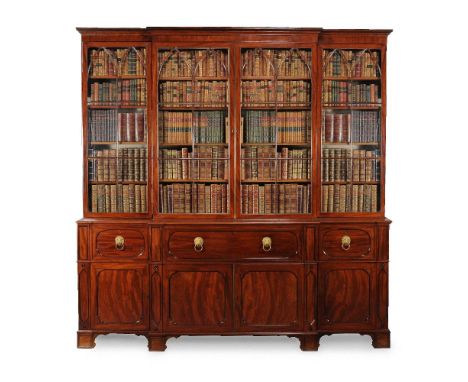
[90,263,148,330]
[163,264,233,332]
[235,264,303,331]
[318,262,376,330]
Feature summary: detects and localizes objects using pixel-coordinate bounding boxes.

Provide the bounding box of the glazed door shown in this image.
[235,264,303,331]
[163,264,233,332]
[90,263,149,330]
[318,262,377,330]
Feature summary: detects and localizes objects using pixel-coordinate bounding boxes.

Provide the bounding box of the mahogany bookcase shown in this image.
[76,27,392,351]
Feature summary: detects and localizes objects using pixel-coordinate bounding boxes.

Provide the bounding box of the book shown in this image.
[322,49,380,78]
[241,80,310,106]
[89,47,146,77]
[159,49,228,78]
[241,183,310,214]
[90,184,147,213]
[242,49,312,77]
[89,79,146,106]
[159,183,228,213]
[321,184,378,212]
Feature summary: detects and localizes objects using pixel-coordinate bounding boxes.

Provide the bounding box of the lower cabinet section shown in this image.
[78,222,390,351]
[235,264,303,331]
[90,263,149,330]
[163,264,233,332]
[318,262,377,330]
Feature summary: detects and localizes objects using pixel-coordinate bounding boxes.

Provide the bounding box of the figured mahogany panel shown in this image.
[164,226,301,262]
[78,225,89,260]
[318,262,376,330]
[150,265,162,331]
[306,226,315,262]
[319,225,375,260]
[305,264,317,331]
[376,262,389,329]
[163,264,233,332]
[151,227,161,262]
[78,263,90,329]
[91,224,148,261]
[90,263,148,330]
[235,264,303,331]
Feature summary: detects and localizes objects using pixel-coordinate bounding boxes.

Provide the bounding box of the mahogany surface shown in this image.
[77,27,391,351]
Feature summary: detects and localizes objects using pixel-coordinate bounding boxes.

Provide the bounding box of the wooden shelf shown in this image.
[89,181,147,185]
[322,142,380,146]
[159,76,228,81]
[323,76,380,81]
[88,104,146,109]
[322,104,381,110]
[89,75,146,80]
[159,143,227,148]
[90,141,147,145]
[242,76,311,81]
[321,181,380,185]
[159,105,228,110]
[159,179,228,183]
[242,104,311,110]
[241,179,310,184]
[242,142,310,147]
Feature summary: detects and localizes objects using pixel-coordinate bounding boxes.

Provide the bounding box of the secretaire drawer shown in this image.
[318,225,375,260]
[91,224,148,261]
[163,226,302,262]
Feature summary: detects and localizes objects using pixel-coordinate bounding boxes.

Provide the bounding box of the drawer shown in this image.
[318,225,375,260]
[163,226,302,262]
[91,224,148,261]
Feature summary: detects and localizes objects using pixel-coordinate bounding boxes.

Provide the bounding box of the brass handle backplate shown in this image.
[262,236,272,252]
[194,237,204,252]
[115,235,125,251]
[341,235,351,251]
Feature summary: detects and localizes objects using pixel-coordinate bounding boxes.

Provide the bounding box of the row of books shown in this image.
[242,48,312,77]
[89,110,146,142]
[323,49,380,78]
[322,149,380,182]
[159,147,228,180]
[321,184,378,213]
[88,148,147,182]
[322,111,380,143]
[241,80,311,106]
[89,48,146,77]
[159,81,227,105]
[88,79,146,106]
[242,111,311,143]
[241,184,310,214]
[159,49,228,78]
[159,111,227,144]
[159,184,228,213]
[241,147,311,180]
[91,184,147,213]
[322,81,380,106]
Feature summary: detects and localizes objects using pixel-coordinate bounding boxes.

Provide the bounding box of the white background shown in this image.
[1,0,467,380]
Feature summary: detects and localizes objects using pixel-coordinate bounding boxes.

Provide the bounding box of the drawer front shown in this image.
[91,224,148,261]
[318,225,375,260]
[235,229,301,260]
[163,226,302,262]
[165,229,235,261]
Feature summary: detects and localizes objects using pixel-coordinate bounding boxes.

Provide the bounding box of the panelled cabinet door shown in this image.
[235,264,303,331]
[90,263,149,330]
[163,264,233,332]
[318,262,376,330]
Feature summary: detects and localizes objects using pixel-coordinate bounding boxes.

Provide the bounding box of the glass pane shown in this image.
[157,48,230,214]
[240,48,312,215]
[321,49,382,213]
[87,47,148,214]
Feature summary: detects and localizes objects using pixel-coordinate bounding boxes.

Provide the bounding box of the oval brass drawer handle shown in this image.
[262,236,272,252]
[341,235,351,251]
[194,237,204,252]
[115,235,125,251]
